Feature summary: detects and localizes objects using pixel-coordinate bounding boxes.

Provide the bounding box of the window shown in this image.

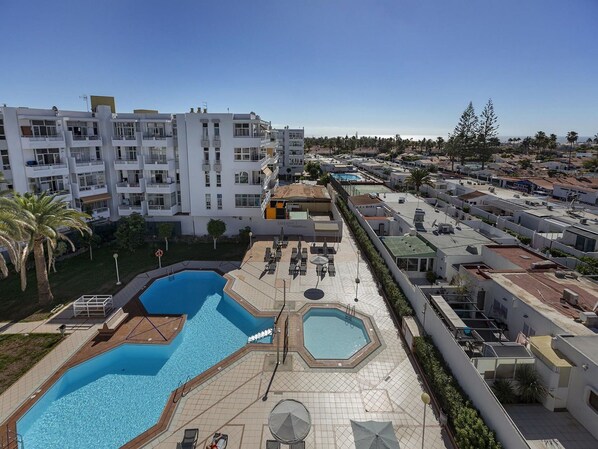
[205,172,210,187]
[203,148,210,162]
[234,123,250,137]
[217,194,222,210]
[1,149,10,170]
[522,323,536,337]
[214,123,220,137]
[407,258,418,271]
[205,194,211,210]
[35,148,61,165]
[114,122,136,138]
[202,123,208,139]
[30,120,58,137]
[0,117,5,140]
[492,299,508,320]
[589,390,598,414]
[234,147,259,161]
[235,194,261,208]
[215,148,220,161]
[216,174,221,187]
[235,171,249,184]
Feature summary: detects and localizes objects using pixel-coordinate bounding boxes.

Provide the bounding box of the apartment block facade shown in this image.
[275,127,304,180]
[0,105,279,235]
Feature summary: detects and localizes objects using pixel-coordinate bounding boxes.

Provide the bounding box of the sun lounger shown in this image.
[266,441,281,449]
[291,248,298,260]
[288,262,296,275]
[275,248,282,260]
[328,263,335,276]
[208,432,228,449]
[300,264,307,275]
[268,262,276,274]
[264,247,271,262]
[290,442,305,449]
[177,428,198,449]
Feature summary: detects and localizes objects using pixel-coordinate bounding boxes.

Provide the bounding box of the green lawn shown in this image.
[0,241,245,322]
[0,333,63,395]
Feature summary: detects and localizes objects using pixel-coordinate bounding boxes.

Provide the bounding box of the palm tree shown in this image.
[406,168,433,193]
[515,364,546,403]
[1,192,91,304]
[566,131,578,169]
[0,198,28,283]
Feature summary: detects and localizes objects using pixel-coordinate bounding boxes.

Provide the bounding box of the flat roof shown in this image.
[349,194,384,206]
[485,246,552,271]
[561,335,598,363]
[271,184,330,201]
[381,235,436,259]
[529,336,572,368]
[489,271,598,334]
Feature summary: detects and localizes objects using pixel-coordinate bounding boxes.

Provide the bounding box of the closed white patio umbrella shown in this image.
[268,399,311,444]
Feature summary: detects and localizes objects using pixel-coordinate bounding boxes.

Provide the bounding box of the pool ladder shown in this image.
[167,267,175,281]
[173,374,191,403]
[345,304,356,317]
[1,427,24,449]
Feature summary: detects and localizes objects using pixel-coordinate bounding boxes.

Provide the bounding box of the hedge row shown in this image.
[336,197,413,317]
[337,195,502,449]
[414,337,502,449]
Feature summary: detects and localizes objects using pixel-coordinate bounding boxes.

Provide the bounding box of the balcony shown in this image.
[213,161,222,172]
[114,158,142,170]
[147,204,180,216]
[202,161,211,171]
[112,134,138,146]
[144,157,175,171]
[201,137,210,147]
[145,181,177,194]
[25,162,69,178]
[115,179,145,194]
[70,158,105,174]
[212,137,221,147]
[72,183,108,198]
[89,207,111,220]
[68,132,102,147]
[261,190,272,211]
[21,134,65,150]
[118,202,147,216]
[141,133,173,147]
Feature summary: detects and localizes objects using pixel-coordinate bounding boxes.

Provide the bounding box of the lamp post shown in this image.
[421,392,431,449]
[354,250,360,302]
[249,231,253,247]
[113,253,121,285]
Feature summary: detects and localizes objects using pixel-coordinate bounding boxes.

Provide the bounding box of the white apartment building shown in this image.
[0,102,279,235]
[275,126,304,180]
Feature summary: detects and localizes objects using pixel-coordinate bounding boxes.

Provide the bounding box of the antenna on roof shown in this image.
[79,95,89,112]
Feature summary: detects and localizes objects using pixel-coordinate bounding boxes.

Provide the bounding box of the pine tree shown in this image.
[478,99,499,169]
[453,102,478,167]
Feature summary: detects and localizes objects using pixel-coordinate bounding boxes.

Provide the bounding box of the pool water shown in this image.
[18,271,273,449]
[332,173,362,181]
[302,308,370,359]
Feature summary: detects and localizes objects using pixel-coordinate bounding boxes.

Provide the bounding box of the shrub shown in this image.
[115,213,146,252]
[414,337,502,449]
[491,379,517,404]
[515,365,546,403]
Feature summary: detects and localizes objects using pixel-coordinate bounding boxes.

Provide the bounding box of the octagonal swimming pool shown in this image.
[302,308,370,359]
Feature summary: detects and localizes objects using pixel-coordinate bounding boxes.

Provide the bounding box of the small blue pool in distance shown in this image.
[17,271,273,449]
[331,173,362,181]
[302,308,370,359]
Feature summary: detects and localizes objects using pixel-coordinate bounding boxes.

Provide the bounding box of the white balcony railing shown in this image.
[72,134,100,141]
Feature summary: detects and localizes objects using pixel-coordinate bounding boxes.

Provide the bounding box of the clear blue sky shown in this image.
[1,0,596,138]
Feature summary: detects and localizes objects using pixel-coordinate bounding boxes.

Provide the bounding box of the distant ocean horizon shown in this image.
[305,133,596,144]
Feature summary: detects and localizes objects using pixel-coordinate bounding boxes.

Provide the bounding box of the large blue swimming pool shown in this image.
[18,271,273,449]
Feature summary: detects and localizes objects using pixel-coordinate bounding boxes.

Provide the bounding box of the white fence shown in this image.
[346,199,531,449]
[73,295,114,317]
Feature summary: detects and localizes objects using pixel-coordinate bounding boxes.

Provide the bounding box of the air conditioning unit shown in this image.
[562,288,579,306]
[398,197,406,204]
[579,311,598,327]
[439,224,454,234]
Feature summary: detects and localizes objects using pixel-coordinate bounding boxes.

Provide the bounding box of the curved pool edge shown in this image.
[3,267,277,449]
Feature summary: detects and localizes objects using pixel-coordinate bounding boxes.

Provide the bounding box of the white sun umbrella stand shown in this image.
[268,399,312,444]
[351,420,400,449]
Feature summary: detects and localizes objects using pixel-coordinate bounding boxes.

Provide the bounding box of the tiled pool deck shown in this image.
[0,238,453,449]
